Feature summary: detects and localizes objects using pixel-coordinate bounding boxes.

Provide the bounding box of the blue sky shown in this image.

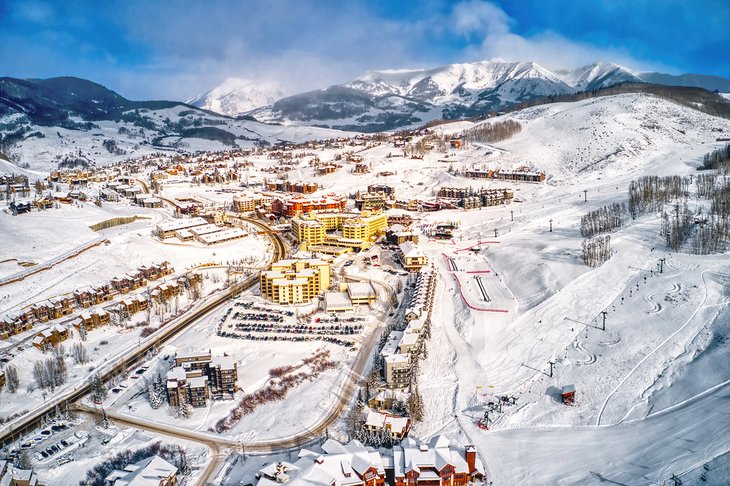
[1,0,728,100]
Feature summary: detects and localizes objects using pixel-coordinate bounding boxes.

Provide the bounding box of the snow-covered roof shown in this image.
[384,353,409,365]
[211,355,236,370]
[347,282,376,299]
[105,455,178,485]
[324,291,353,310]
[197,227,246,244]
[189,223,224,236]
[156,217,207,232]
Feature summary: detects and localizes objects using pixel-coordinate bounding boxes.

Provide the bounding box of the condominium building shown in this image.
[259,259,332,305]
[290,210,387,251]
[167,351,238,407]
[210,356,238,398]
[383,354,411,389]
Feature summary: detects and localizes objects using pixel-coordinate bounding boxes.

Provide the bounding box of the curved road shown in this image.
[81,263,395,484]
[0,217,285,448]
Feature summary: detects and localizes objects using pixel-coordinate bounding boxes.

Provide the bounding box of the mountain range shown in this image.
[231,61,730,131]
[0,77,344,172]
[2,60,730,170]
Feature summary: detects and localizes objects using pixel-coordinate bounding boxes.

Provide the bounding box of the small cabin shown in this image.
[562,384,576,405]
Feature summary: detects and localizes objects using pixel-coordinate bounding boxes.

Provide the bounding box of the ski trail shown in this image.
[595,270,716,426]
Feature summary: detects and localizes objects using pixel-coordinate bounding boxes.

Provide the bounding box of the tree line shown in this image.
[460,120,522,144]
[700,143,730,172]
[582,235,612,267]
[628,175,691,219]
[580,203,627,237]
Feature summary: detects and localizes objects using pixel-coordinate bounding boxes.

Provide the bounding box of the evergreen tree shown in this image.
[407,385,424,422]
[100,408,109,429]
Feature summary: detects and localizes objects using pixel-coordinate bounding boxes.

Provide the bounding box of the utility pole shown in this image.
[493,228,498,238]
[510,210,513,222]
[583,189,588,202]
[549,219,553,232]
[659,258,666,273]
[600,310,607,331]
[548,360,555,378]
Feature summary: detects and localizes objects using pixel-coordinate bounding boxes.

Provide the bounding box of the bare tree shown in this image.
[5,364,19,393]
[72,342,90,364]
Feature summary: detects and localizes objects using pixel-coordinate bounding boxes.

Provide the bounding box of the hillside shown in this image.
[186,78,288,116]
[0,77,348,172]
[248,60,730,132]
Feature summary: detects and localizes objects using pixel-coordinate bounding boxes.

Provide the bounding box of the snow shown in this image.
[3,90,730,485]
[186,77,288,116]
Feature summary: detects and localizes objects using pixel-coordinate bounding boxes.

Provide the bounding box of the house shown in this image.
[138,261,173,281]
[363,410,411,440]
[91,283,114,303]
[32,324,70,351]
[0,460,42,486]
[0,314,33,340]
[153,281,181,301]
[111,275,133,294]
[30,302,52,323]
[117,295,148,317]
[256,439,386,486]
[100,188,119,202]
[254,436,482,486]
[398,242,428,272]
[394,436,478,486]
[73,309,110,332]
[49,296,74,317]
[105,455,178,486]
[73,288,93,308]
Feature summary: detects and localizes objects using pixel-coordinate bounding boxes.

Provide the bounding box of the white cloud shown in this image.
[449,0,665,73]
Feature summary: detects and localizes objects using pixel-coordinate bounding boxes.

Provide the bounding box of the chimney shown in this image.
[465,446,476,474]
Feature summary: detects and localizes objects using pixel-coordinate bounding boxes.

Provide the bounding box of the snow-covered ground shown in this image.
[401,112,730,484]
[24,417,210,486]
[2,91,730,485]
[106,296,358,441]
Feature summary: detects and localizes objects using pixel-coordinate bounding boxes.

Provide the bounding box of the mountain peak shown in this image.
[186,78,288,116]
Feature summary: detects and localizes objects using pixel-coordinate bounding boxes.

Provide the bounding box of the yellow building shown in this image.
[290,217,327,246]
[260,259,331,304]
[290,210,387,250]
[399,241,428,272]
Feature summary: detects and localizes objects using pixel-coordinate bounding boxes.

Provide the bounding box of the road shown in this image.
[78,266,395,484]
[0,218,285,448]
[0,236,109,289]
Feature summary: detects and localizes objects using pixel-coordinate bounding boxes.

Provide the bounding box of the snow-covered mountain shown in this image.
[186,78,287,116]
[249,60,730,132]
[250,61,645,131]
[0,77,347,172]
[554,61,641,91]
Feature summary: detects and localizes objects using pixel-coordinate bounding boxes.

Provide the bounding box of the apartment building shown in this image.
[260,259,331,305]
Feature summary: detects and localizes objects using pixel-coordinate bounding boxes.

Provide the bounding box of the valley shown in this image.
[1,69,730,486]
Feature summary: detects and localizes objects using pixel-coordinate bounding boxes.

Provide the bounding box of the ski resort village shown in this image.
[1,4,730,483]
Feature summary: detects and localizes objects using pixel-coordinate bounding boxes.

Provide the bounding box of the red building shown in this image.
[272,194,347,217]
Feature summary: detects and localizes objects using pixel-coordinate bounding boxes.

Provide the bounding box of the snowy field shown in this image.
[402,111,730,484]
[2,91,729,485]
